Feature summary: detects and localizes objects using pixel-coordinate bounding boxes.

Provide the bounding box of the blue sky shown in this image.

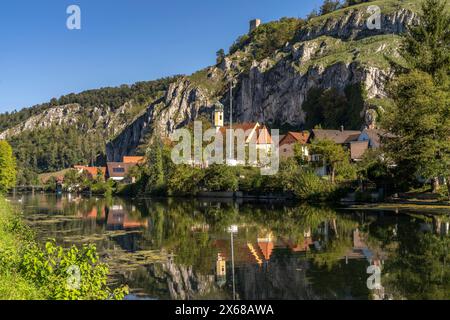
[0,0,322,113]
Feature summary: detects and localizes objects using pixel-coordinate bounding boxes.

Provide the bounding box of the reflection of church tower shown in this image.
[257,233,274,263]
[213,102,224,132]
[215,253,227,287]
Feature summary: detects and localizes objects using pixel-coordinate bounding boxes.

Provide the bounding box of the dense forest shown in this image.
[0,77,179,132]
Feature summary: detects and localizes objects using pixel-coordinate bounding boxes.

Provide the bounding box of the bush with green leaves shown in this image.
[0,140,16,193]
[19,241,128,300]
[201,164,239,192]
[167,165,205,196]
[0,197,128,300]
[291,169,336,201]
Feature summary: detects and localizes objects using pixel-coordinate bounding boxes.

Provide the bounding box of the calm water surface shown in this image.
[8,194,450,300]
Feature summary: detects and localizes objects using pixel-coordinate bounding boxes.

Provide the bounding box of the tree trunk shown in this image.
[331,167,336,184]
[432,177,440,193]
[447,177,450,202]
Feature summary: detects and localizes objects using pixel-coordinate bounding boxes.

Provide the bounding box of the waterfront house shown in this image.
[358,128,393,149]
[74,165,107,180]
[106,162,136,182]
[307,127,361,176]
[279,131,310,159]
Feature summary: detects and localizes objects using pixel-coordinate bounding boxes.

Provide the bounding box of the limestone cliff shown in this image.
[106,2,416,161]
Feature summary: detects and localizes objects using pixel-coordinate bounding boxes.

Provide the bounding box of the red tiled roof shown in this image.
[218,122,273,145]
[74,166,106,179]
[123,156,145,164]
[280,131,310,146]
[310,129,361,144]
[256,126,273,144]
[350,141,369,160]
[258,241,274,261]
[218,123,259,135]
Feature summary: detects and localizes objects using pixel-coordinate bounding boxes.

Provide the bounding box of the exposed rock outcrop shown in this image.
[106,6,413,161]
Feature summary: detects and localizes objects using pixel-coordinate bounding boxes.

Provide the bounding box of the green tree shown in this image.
[0,140,17,193]
[202,164,238,192]
[167,165,204,196]
[401,0,450,84]
[145,140,165,195]
[216,49,225,65]
[310,139,348,183]
[382,71,450,195]
[320,0,341,15]
[382,0,450,195]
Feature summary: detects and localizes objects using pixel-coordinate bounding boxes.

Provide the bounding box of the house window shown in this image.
[113,167,125,173]
[219,115,222,121]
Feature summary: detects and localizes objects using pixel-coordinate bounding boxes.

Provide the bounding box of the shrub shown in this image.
[19,241,128,300]
[0,197,128,300]
[167,165,204,196]
[291,170,336,201]
[202,164,239,192]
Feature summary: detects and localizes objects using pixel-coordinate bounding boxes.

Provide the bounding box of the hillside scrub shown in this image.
[0,197,128,300]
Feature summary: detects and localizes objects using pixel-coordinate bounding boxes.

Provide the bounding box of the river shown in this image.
[8,194,450,300]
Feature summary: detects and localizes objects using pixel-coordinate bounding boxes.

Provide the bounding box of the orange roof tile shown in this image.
[123,156,145,164]
[74,166,106,179]
[258,241,274,261]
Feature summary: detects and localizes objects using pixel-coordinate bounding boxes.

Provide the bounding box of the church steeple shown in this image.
[213,101,224,129]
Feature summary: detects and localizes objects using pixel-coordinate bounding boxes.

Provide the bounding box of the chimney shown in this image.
[340,125,344,132]
[249,19,261,33]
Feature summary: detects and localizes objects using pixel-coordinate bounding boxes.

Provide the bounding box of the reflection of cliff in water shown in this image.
[13,194,450,300]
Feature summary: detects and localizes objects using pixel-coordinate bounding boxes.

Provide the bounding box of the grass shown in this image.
[292,34,405,73]
[306,0,423,27]
[38,169,71,184]
[0,197,44,299]
[188,68,226,97]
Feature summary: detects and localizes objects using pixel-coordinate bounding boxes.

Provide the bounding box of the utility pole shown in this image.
[229,79,233,163]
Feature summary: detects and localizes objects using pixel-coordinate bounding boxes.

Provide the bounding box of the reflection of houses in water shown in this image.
[344,229,385,268]
[215,253,227,287]
[77,206,106,219]
[213,229,315,269]
[106,205,149,230]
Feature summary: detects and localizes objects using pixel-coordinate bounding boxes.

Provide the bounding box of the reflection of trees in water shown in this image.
[22,194,450,300]
[379,214,450,300]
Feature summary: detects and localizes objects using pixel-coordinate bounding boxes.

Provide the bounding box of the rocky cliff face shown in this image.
[0,101,137,140]
[106,5,416,161]
[107,79,212,161]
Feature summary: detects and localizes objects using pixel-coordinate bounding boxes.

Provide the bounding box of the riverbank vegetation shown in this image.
[118,139,352,202]
[0,196,128,300]
[0,140,128,300]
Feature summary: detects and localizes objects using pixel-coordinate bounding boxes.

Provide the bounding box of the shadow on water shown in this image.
[9,193,450,300]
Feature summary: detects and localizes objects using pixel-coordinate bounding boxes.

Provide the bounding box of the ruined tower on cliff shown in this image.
[249,19,261,33]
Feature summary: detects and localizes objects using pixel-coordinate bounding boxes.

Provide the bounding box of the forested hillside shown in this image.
[1,77,179,184]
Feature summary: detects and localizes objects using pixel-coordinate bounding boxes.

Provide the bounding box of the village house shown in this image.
[106,162,137,182]
[73,165,107,180]
[279,131,310,159]
[307,127,362,176]
[213,103,273,166]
